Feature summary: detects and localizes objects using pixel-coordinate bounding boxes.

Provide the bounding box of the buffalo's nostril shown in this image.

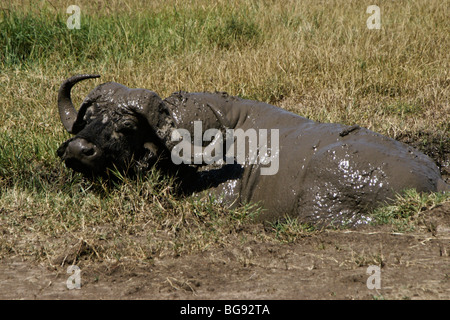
[82,146,95,157]
[66,138,100,160]
[61,138,103,173]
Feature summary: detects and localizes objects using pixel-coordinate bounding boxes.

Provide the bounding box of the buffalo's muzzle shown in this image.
[59,138,102,173]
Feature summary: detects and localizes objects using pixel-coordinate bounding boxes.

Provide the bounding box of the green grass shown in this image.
[206,14,261,49]
[1,4,261,69]
[0,0,449,263]
[269,216,317,243]
[369,189,449,232]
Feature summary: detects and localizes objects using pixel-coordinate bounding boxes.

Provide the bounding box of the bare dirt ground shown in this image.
[1,201,448,300]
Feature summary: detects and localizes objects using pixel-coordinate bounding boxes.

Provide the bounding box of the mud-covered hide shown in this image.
[57,76,448,226]
[159,91,447,226]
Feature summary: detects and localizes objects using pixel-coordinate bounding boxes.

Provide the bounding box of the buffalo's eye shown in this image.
[117,120,137,133]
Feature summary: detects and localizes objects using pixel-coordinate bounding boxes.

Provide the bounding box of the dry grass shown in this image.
[0,0,449,264]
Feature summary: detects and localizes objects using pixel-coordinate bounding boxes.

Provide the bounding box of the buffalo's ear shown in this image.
[126,89,177,149]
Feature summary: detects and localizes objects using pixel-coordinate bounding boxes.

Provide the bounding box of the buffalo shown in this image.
[57,74,448,225]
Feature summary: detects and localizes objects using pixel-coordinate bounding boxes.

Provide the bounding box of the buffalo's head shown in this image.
[56,74,176,176]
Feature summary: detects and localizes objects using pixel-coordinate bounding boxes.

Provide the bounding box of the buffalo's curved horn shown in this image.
[58,74,100,134]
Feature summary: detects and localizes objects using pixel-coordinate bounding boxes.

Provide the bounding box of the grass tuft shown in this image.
[370,189,450,232]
